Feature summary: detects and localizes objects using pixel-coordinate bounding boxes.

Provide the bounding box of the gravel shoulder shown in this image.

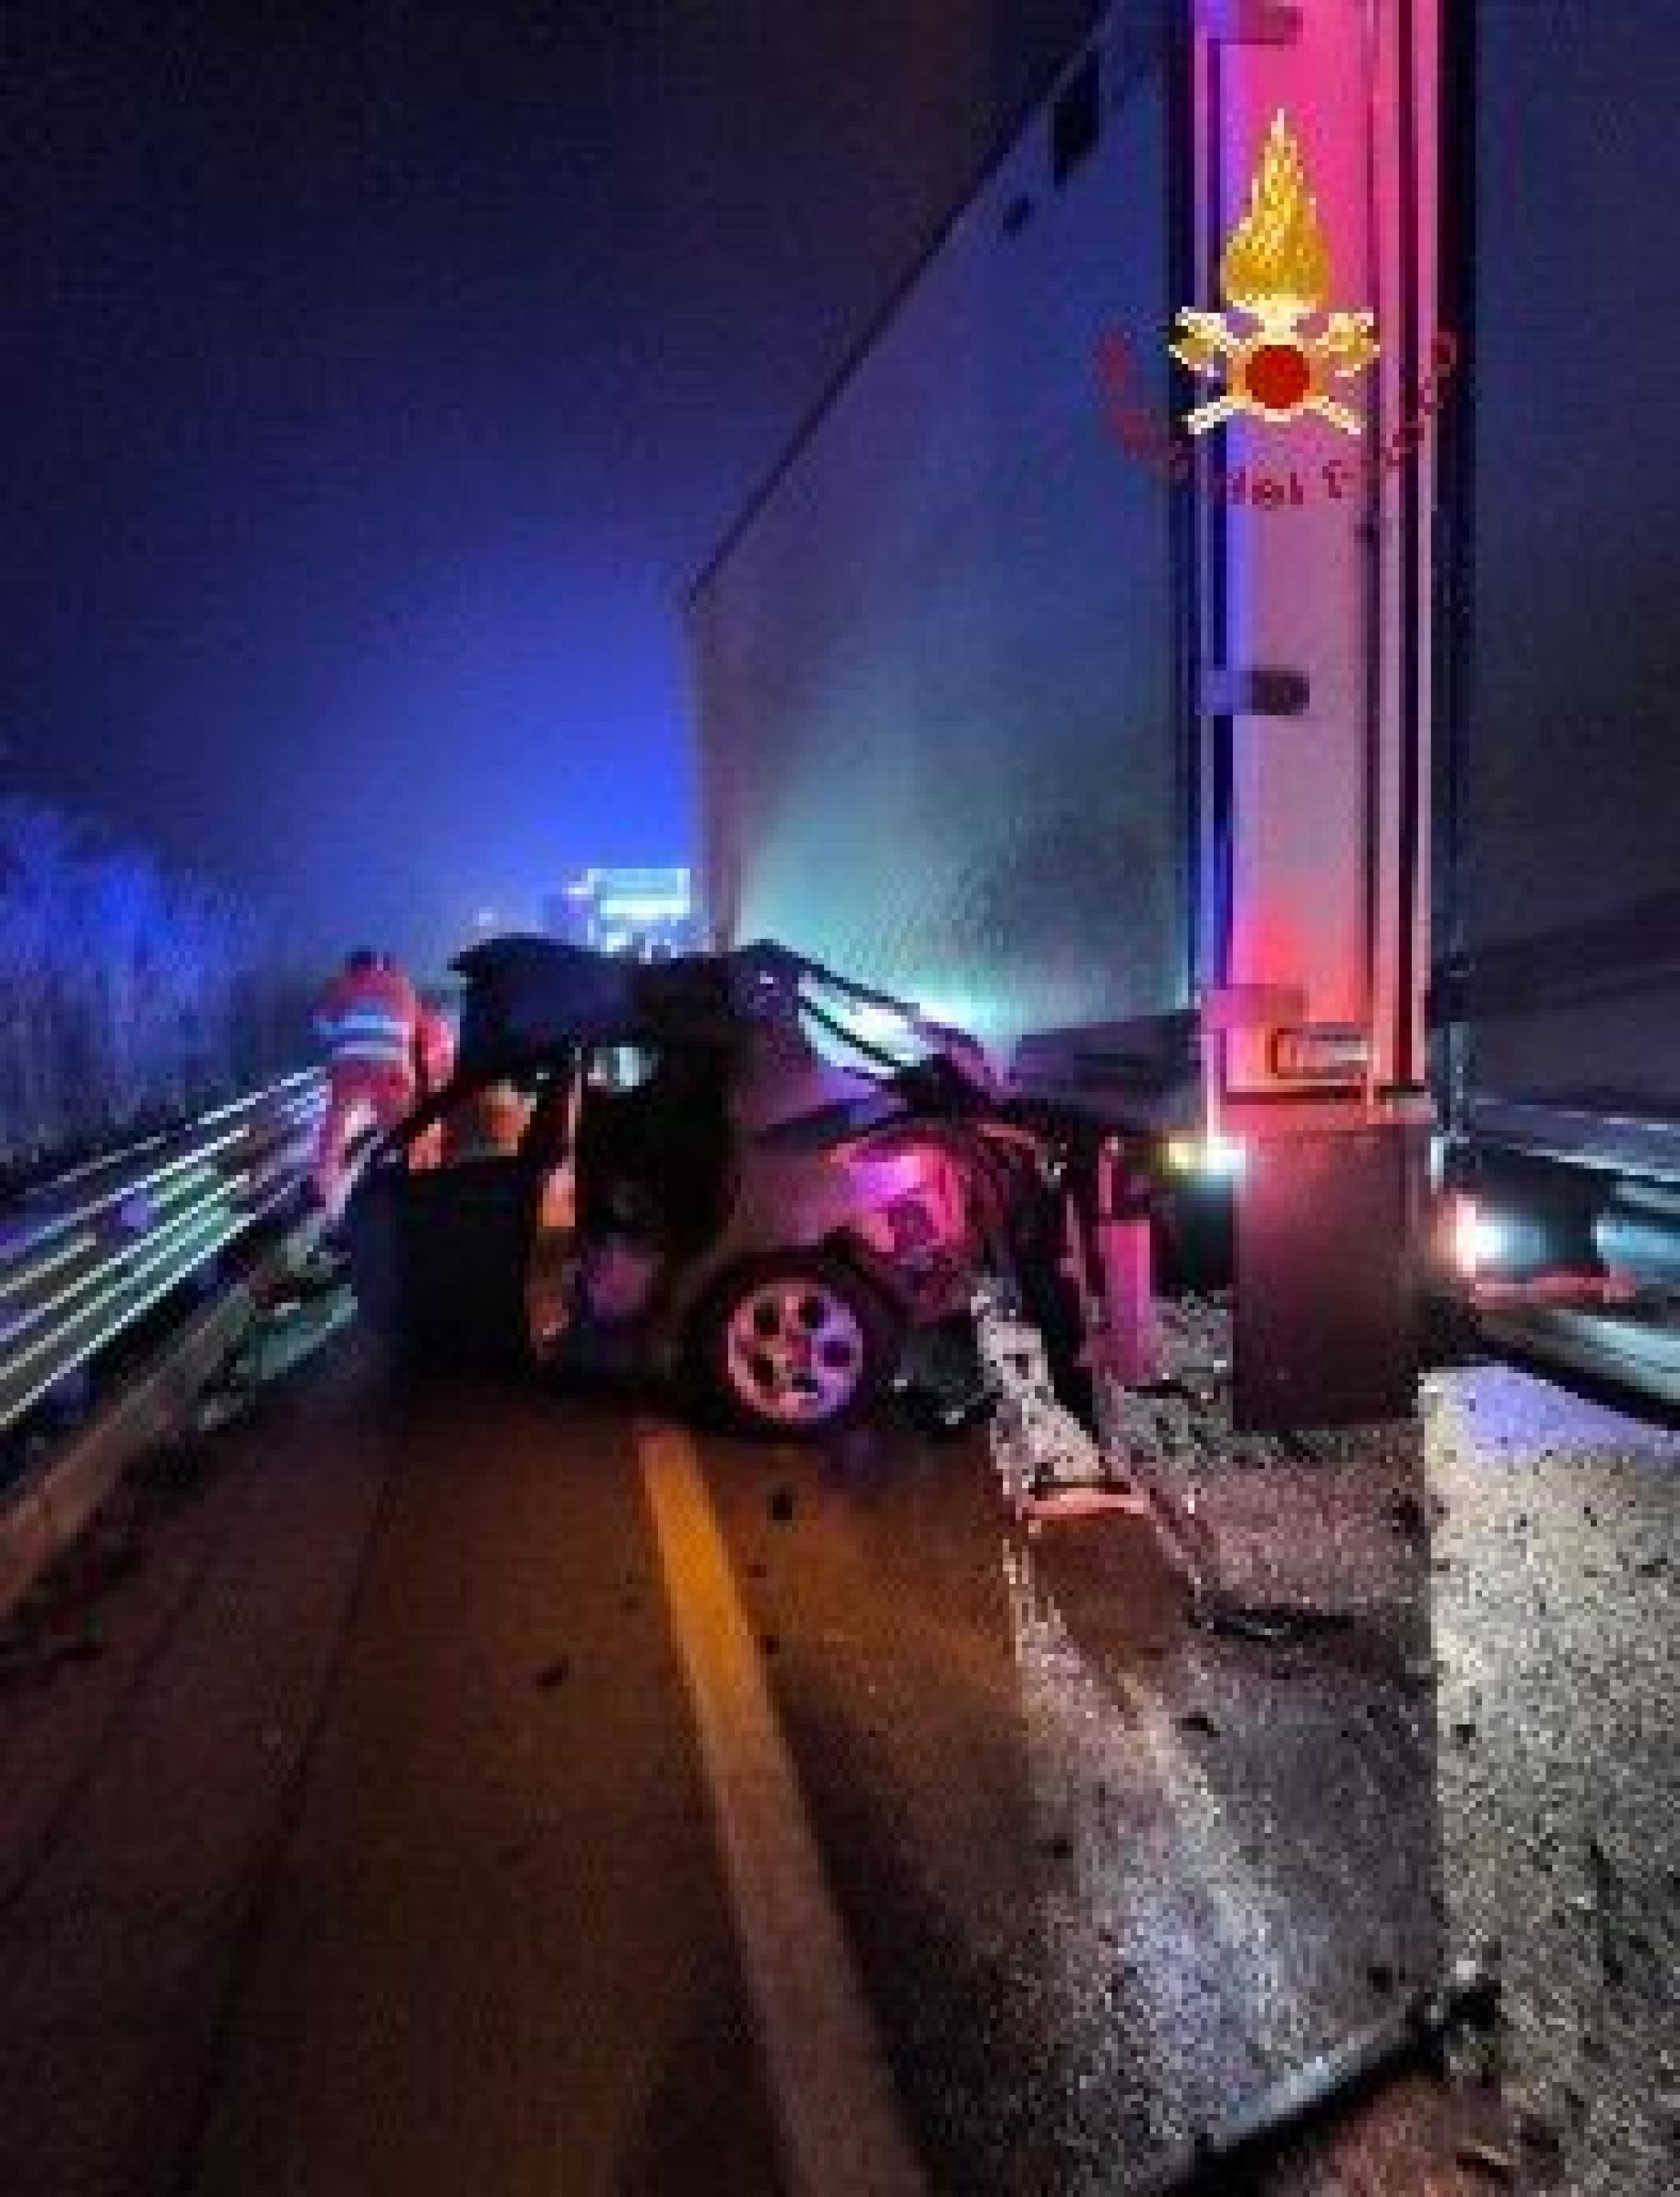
[1094,1299,1680,2194]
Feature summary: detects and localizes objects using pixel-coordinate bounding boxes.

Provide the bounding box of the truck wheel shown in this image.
[694,1254,903,1437]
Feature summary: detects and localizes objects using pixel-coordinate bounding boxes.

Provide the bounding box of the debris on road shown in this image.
[891,1319,998,1437]
[1455,2136,1518,2181]
[192,1372,260,1435]
[1188,1592,1356,1645]
[1129,1957,1503,2194]
[976,1290,1142,1519]
[1505,2094,1565,2158]
[1388,1490,1430,1543]
[192,1279,354,1436]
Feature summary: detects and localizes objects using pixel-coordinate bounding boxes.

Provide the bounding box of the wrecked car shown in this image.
[343,937,1058,1436]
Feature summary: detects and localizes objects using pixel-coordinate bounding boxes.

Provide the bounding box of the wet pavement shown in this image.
[0,1294,1673,2193]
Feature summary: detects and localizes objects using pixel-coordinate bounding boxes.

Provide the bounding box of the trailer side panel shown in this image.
[692,11,1181,1046]
[1440,1,1680,1149]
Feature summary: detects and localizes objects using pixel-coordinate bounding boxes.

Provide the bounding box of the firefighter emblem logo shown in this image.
[1170,112,1378,435]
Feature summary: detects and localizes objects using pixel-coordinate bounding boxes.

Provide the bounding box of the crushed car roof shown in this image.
[449,936,828,1058]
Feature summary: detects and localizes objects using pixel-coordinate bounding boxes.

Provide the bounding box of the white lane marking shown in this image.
[637,1421,925,2197]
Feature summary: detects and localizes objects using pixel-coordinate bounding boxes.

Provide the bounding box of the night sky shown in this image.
[6,0,1099,975]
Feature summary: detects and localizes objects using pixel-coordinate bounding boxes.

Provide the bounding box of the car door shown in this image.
[347,1063,561,1360]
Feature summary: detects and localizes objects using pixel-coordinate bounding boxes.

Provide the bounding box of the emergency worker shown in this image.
[408,991,457,1171]
[312,948,421,1219]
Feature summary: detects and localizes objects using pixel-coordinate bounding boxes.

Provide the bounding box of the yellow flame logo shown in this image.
[1171,112,1378,434]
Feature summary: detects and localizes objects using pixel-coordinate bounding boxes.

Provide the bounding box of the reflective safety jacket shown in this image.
[313,963,421,1081]
[414,1004,456,1095]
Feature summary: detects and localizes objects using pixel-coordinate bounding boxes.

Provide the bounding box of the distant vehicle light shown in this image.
[596,895,692,923]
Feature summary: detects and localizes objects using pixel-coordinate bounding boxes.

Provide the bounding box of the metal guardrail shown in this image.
[0,1071,323,1437]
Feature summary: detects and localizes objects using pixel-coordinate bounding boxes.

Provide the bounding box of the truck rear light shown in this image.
[1165,1134,1245,1179]
[1449,1193,1504,1279]
[1269,1025,1372,1081]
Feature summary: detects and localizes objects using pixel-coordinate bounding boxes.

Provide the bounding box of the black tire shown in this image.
[691,1252,904,1438]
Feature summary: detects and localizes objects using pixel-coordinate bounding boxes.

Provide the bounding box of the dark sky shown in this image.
[6,0,1099,974]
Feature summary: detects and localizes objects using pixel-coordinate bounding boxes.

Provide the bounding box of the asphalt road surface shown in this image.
[0,1302,1674,2195]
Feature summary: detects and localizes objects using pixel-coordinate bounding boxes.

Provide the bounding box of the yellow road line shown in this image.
[637,1421,925,2197]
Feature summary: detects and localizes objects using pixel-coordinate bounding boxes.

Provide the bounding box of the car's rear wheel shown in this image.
[694,1254,903,1437]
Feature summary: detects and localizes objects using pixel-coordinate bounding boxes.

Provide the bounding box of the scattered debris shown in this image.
[1189,1593,1355,1645]
[1586,1834,1634,1987]
[1507,2098,1564,2156]
[1019,1478,1150,1523]
[1388,1492,1429,1543]
[976,1293,1129,1512]
[190,1283,354,1437]
[0,1621,101,1686]
[1130,1957,1502,2195]
[1455,2138,1517,2182]
[895,1379,999,1438]
[193,1370,260,1435]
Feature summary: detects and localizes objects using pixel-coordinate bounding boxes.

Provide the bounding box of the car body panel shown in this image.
[345,938,1049,1417]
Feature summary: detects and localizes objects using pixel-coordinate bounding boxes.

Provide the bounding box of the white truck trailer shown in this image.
[690,0,1679,1422]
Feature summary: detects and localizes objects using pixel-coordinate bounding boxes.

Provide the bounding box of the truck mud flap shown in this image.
[1232,1129,1423,1430]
